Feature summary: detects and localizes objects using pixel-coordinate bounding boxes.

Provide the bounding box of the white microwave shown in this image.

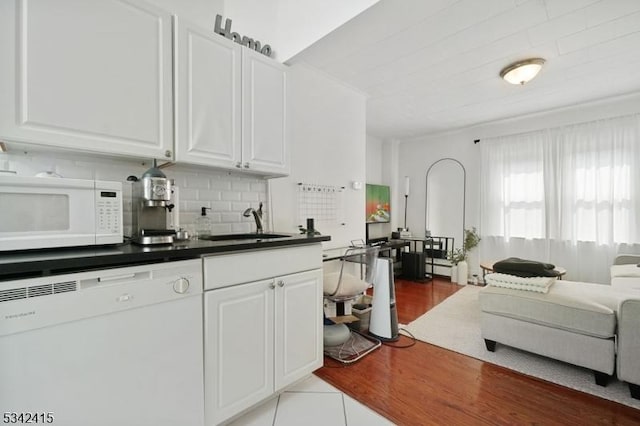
[0,176,123,251]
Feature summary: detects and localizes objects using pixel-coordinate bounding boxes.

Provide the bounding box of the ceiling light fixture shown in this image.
[500,58,545,85]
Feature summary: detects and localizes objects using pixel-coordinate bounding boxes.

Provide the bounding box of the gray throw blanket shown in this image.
[493,257,560,278]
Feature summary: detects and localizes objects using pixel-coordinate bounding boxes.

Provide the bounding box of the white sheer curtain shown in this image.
[479,114,640,284]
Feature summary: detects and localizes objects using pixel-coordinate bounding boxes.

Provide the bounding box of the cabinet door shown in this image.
[241,48,289,176]
[174,17,242,169]
[275,269,323,390]
[204,279,274,425]
[0,0,173,160]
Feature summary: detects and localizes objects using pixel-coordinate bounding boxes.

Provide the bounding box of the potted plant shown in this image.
[447,227,481,284]
[447,248,467,265]
[463,227,481,253]
[447,248,465,283]
[460,227,481,284]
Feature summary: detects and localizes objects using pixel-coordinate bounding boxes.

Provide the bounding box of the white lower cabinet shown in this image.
[204,278,274,424]
[275,269,324,390]
[203,246,323,425]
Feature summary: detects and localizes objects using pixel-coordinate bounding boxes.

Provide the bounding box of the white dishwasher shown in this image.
[0,259,204,426]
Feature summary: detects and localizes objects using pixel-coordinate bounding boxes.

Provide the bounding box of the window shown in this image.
[481,114,640,246]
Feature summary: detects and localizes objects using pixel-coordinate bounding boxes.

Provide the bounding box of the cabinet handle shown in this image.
[165,150,172,158]
[243,162,250,169]
[235,162,242,168]
[277,280,285,287]
[269,282,276,289]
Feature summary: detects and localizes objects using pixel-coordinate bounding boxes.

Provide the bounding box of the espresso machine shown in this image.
[128,161,177,245]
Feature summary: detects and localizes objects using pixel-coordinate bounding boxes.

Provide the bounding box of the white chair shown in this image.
[323,246,379,301]
[323,246,381,363]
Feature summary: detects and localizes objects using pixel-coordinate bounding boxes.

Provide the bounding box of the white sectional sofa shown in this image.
[610,258,640,399]
[479,255,640,399]
[617,298,640,399]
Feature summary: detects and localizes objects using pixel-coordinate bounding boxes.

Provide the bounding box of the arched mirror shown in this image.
[425,158,466,253]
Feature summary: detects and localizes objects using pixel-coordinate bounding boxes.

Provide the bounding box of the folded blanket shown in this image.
[493,257,560,277]
[485,272,556,294]
[610,264,640,278]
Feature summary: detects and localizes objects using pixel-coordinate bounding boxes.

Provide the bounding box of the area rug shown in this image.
[403,285,640,410]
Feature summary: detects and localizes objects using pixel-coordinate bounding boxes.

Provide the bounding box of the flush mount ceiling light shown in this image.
[500,58,545,85]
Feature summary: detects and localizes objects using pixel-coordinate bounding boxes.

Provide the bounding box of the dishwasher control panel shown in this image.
[173,277,190,294]
[0,259,202,337]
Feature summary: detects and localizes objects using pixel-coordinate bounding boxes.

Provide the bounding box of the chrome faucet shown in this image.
[243,202,264,234]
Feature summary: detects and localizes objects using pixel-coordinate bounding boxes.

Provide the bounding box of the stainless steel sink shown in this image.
[199,233,291,241]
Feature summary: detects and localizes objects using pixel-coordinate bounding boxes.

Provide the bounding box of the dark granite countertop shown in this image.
[0,233,331,281]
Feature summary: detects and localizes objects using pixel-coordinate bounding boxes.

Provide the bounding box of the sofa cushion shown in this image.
[610,264,640,292]
[323,272,369,297]
[493,257,560,277]
[610,264,640,277]
[479,281,621,339]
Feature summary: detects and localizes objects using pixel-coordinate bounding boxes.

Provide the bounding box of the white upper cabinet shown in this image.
[0,0,174,160]
[174,18,289,176]
[174,17,242,170]
[241,48,289,176]
[0,4,287,173]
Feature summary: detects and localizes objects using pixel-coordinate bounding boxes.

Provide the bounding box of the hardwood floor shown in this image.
[315,277,640,425]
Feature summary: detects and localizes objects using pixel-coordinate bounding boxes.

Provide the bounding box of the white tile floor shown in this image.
[229,375,395,426]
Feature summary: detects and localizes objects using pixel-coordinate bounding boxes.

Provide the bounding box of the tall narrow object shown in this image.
[369,258,399,341]
[403,176,410,230]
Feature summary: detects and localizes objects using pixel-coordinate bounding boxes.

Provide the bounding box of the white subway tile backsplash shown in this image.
[58,165,94,180]
[241,192,260,202]
[231,222,252,233]
[251,182,267,192]
[210,179,232,190]
[173,172,195,188]
[180,212,199,227]
[231,181,251,192]
[178,188,199,201]
[221,212,242,223]
[4,150,269,236]
[232,202,251,211]
[182,175,210,189]
[198,189,222,200]
[221,191,242,201]
[211,201,232,211]
[184,200,210,211]
[208,212,222,222]
[211,223,233,234]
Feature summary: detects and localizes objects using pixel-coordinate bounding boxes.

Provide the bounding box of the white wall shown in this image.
[365,136,406,236]
[225,0,380,62]
[365,133,393,240]
[272,0,380,62]
[270,64,367,249]
[222,0,277,53]
[149,0,380,63]
[396,91,640,277]
[365,134,383,184]
[146,0,224,29]
[399,133,480,246]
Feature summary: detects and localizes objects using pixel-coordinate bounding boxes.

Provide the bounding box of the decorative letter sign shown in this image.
[214,15,273,57]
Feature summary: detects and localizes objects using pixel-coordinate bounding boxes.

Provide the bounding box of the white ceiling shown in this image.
[288,0,640,140]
